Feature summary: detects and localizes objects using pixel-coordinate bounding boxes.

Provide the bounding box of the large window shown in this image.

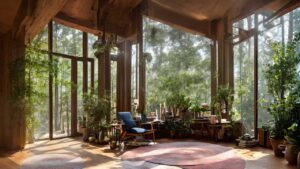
[233,7,300,134]
[28,22,98,140]
[143,17,211,116]
[53,22,83,56]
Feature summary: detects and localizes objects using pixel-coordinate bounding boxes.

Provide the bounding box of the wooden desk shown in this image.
[191,119,209,137]
[208,122,230,142]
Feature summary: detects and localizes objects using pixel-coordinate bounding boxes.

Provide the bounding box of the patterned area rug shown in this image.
[122,142,245,169]
[21,153,84,169]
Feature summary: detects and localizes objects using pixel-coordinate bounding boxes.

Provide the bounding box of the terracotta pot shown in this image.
[297,152,300,169]
[285,144,300,165]
[270,138,284,157]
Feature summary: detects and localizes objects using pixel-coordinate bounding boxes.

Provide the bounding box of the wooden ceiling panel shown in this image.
[151,0,237,21]
[60,0,95,22]
[0,0,22,34]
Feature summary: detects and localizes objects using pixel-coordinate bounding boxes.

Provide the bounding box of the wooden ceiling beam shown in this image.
[54,11,128,37]
[144,0,213,39]
[229,0,274,22]
[54,12,100,35]
[267,0,300,21]
[14,0,69,43]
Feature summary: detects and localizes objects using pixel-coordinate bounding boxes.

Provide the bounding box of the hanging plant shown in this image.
[143,52,152,62]
[93,35,117,57]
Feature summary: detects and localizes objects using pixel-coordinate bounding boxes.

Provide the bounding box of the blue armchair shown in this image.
[117,112,155,142]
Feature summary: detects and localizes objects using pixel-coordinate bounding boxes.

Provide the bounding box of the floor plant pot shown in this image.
[285,144,300,165]
[82,127,88,142]
[270,138,284,157]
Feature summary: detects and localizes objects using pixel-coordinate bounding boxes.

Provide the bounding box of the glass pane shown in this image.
[257,23,282,128]
[32,26,48,51]
[111,61,117,118]
[77,61,83,133]
[28,29,50,140]
[88,34,98,58]
[53,57,72,138]
[53,22,83,56]
[31,53,50,140]
[131,44,138,114]
[233,37,254,135]
[143,17,211,118]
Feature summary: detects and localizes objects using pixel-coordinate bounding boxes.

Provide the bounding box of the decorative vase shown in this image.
[270,138,284,157]
[285,144,300,165]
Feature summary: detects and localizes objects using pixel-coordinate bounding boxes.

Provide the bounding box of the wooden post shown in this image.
[138,12,146,117]
[124,41,132,111]
[71,59,78,136]
[91,59,95,93]
[211,40,217,113]
[48,21,54,140]
[83,32,88,93]
[0,29,26,150]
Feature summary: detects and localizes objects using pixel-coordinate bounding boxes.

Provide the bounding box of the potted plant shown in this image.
[212,85,234,121]
[83,93,111,144]
[285,120,300,164]
[258,124,272,148]
[264,32,300,157]
[268,104,288,157]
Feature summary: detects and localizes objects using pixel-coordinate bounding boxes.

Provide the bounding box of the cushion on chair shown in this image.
[128,127,148,134]
[117,112,137,131]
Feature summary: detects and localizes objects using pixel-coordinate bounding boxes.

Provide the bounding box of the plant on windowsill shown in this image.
[264,32,300,157]
[212,85,234,122]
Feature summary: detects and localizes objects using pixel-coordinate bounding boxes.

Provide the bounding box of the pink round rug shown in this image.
[121,142,245,169]
[21,153,83,169]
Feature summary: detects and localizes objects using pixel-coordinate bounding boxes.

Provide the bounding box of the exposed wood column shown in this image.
[116,41,132,113]
[91,60,95,93]
[0,30,26,150]
[210,40,217,109]
[83,32,88,93]
[48,21,54,140]
[71,59,78,136]
[254,14,259,139]
[97,37,111,122]
[116,42,124,113]
[138,11,146,118]
[215,17,233,87]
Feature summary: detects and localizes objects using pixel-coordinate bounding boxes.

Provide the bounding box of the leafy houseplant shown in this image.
[83,92,111,143]
[93,35,117,57]
[212,85,234,121]
[264,32,300,156]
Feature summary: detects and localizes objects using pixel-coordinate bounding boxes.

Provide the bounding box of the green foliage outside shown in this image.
[143,17,211,113]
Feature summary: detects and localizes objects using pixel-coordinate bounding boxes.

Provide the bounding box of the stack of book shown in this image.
[236,139,258,148]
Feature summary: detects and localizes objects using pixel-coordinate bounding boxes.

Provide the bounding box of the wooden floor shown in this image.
[0,137,297,169]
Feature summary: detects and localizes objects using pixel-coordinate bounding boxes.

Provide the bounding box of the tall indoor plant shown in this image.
[83,92,111,143]
[264,32,300,156]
